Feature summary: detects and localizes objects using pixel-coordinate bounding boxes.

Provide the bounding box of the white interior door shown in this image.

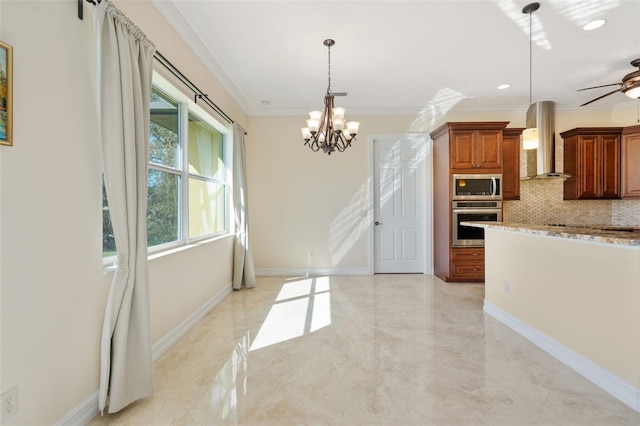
[373,135,427,273]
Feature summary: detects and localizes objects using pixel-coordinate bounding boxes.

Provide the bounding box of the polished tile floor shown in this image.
[89,275,640,425]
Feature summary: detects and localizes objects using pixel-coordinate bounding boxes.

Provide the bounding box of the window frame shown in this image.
[184,109,228,241]
[103,71,232,265]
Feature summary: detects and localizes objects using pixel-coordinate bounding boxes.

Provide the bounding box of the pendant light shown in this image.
[301,39,360,155]
[522,2,540,150]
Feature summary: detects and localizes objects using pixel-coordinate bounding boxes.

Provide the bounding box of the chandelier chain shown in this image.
[327,43,331,94]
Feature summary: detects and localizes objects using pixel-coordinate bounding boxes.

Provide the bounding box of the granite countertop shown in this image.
[462,222,640,247]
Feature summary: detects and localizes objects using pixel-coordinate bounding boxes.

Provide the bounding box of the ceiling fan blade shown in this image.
[580,87,624,107]
[577,83,621,91]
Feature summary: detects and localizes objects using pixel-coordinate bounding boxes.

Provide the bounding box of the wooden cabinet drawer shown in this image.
[450,247,485,280]
[451,260,485,278]
[451,247,484,261]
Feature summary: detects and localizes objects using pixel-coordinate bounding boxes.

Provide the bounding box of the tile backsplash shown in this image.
[503,179,640,226]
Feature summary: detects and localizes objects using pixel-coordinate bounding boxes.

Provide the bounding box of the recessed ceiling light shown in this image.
[497,84,511,90]
[583,19,606,31]
[261,100,271,106]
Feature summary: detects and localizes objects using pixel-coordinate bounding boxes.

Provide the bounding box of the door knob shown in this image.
[375,221,383,226]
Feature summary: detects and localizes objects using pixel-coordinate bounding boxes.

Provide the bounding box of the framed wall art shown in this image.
[0,41,13,146]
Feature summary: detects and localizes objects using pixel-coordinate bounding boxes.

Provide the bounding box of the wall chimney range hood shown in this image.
[521,101,571,179]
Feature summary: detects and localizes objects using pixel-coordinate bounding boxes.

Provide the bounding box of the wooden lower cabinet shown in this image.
[449,247,485,282]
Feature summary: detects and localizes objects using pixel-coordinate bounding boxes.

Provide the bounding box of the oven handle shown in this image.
[490,177,496,197]
[453,209,502,214]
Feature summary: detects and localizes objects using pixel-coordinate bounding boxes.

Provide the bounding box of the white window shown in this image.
[103,73,230,258]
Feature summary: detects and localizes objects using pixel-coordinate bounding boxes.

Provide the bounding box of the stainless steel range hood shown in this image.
[521,101,570,179]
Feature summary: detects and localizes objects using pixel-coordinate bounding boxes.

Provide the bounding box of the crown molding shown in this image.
[151,0,252,114]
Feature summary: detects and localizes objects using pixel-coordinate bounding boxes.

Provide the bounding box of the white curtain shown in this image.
[94,1,156,413]
[232,124,256,289]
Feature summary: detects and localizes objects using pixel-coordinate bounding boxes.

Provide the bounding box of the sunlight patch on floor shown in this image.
[250,276,331,351]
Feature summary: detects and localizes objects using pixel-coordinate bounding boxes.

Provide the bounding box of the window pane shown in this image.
[189,178,225,238]
[150,89,180,169]
[148,169,180,247]
[102,183,116,258]
[188,113,224,180]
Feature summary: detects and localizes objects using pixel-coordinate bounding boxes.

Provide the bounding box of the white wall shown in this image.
[247,111,530,274]
[0,2,105,423]
[247,106,640,273]
[484,228,640,388]
[0,1,245,424]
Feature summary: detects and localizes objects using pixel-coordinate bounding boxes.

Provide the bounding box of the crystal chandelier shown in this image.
[301,39,360,155]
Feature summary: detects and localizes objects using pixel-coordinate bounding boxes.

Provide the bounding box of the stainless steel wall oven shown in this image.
[452,201,502,247]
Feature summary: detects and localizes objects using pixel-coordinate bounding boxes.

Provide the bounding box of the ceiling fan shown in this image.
[578,59,640,106]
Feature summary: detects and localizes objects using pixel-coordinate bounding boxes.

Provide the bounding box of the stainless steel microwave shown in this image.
[452,174,502,200]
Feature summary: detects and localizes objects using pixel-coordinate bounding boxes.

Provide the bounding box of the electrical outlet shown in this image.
[504,281,511,295]
[308,249,314,258]
[1,387,18,421]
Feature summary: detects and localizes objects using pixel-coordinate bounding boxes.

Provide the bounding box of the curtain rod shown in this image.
[79,0,238,128]
[153,51,235,126]
[78,0,99,20]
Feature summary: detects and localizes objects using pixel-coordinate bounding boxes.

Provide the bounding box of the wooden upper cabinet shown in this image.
[561,127,623,200]
[622,125,640,198]
[476,130,503,169]
[450,130,475,169]
[450,127,503,171]
[601,133,622,198]
[502,128,524,200]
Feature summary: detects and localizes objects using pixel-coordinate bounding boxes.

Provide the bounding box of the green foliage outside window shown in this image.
[147,89,181,247]
[102,184,115,257]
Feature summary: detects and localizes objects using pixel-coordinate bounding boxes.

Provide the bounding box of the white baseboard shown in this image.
[484,300,640,413]
[152,283,232,362]
[256,267,371,277]
[55,391,99,426]
[56,283,233,426]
